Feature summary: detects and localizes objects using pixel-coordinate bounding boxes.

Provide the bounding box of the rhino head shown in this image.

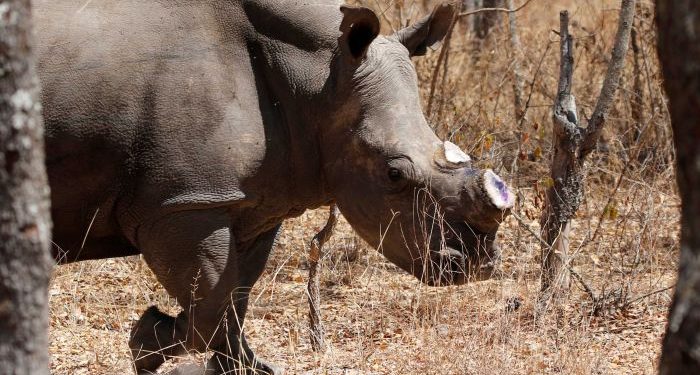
[320,3,514,286]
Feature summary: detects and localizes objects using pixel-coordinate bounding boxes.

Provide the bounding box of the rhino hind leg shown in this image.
[131,210,281,374]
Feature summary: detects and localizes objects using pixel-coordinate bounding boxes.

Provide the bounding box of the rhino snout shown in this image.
[419,168,512,286]
[423,233,501,286]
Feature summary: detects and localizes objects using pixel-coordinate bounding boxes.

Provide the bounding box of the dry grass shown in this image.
[49,0,677,374]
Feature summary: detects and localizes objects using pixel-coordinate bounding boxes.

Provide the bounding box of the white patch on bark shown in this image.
[483,169,514,209]
[11,90,32,111]
[443,140,470,164]
[10,90,34,131]
[562,94,578,124]
[0,4,18,27]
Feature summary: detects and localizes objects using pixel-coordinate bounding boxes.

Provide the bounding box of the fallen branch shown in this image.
[307,204,340,352]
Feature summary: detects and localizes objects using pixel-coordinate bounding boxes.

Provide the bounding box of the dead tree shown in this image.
[540,1,635,298]
[656,1,700,373]
[307,205,339,352]
[0,0,53,374]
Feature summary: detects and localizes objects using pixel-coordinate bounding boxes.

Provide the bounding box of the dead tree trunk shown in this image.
[656,1,700,373]
[307,205,339,352]
[0,0,53,374]
[540,1,635,299]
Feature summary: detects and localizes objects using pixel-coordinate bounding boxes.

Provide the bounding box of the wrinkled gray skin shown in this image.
[36,1,512,374]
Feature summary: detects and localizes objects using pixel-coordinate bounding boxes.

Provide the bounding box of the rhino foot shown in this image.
[206,352,283,375]
[163,363,205,375]
[164,361,282,375]
[130,306,188,374]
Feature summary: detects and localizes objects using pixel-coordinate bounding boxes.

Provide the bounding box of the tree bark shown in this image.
[0,0,52,374]
[540,1,635,298]
[540,11,577,296]
[656,1,700,373]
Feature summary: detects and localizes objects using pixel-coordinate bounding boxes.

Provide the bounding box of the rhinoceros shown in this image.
[36,0,513,373]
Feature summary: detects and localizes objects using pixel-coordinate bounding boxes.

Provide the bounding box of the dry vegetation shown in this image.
[49,0,678,374]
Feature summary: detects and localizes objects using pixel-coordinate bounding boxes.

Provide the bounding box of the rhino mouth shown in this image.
[422,224,499,286]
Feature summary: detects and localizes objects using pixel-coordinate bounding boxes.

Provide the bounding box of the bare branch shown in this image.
[511,212,548,248]
[307,204,340,352]
[580,0,636,158]
[624,285,674,309]
[427,12,457,117]
[511,213,597,303]
[506,0,525,122]
[310,205,340,256]
[458,0,536,17]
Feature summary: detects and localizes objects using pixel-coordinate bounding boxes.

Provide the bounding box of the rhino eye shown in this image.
[388,168,403,182]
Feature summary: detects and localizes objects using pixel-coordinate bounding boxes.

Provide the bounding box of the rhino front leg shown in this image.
[203,223,283,375]
[131,209,281,374]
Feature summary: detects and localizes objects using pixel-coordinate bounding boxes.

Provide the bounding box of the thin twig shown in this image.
[511,212,597,302]
[458,0,536,17]
[585,160,631,246]
[623,285,675,308]
[510,40,553,177]
[373,0,397,33]
[427,11,457,117]
[74,207,100,261]
[511,212,548,248]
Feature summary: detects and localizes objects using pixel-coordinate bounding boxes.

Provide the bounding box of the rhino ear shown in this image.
[395,3,456,57]
[339,5,380,61]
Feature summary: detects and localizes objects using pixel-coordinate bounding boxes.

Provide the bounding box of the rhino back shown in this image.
[36,1,274,248]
